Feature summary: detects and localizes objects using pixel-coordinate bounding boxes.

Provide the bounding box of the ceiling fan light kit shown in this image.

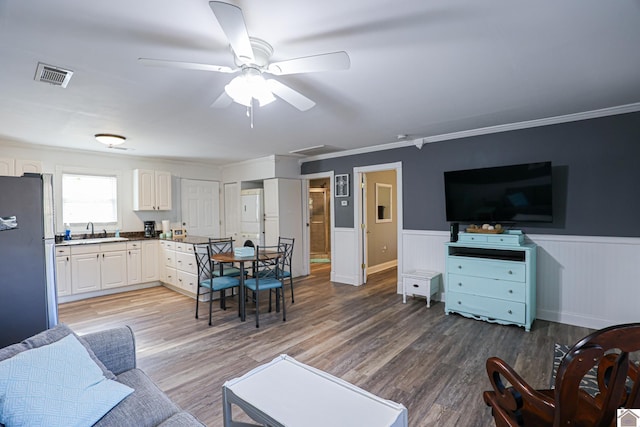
[95,133,126,146]
[139,1,350,127]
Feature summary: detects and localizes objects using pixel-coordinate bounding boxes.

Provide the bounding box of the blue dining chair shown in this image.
[193,243,240,326]
[242,245,286,328]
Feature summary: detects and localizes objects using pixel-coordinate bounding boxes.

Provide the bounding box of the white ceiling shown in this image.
[1,1,639,164]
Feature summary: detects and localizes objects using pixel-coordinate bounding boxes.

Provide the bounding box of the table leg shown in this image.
[239,262,246,322]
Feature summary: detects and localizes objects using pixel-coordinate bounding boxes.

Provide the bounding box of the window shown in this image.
[62,174,118,224]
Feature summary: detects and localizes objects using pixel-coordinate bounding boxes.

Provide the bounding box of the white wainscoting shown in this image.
[401,230,640,330]
[332,227,360,285]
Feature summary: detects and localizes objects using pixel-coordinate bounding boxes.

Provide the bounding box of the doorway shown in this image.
[309,178,331,263]
[354,162,403,289]
[363,170,397,278]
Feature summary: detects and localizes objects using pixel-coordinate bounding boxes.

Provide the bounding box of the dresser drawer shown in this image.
[447,273,525,302]
[447,291,526,324]
[487,233,524,246]
[176,270,198,293]
[458,233,487,244]
[447,257,526,282]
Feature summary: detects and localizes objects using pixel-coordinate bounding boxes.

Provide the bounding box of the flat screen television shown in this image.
[444,161,553,223]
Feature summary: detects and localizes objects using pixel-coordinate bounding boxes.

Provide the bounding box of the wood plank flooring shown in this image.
[59,264,592,426]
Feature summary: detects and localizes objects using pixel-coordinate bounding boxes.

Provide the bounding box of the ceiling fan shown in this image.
[139,1,350,125]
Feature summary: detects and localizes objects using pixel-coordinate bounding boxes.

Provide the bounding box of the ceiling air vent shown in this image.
[34,62,73,88]
[289,145,344,157]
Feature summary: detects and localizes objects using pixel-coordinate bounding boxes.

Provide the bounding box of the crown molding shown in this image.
[300,102,640,163]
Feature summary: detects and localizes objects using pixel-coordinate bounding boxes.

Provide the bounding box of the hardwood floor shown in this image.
[59,264,592,426]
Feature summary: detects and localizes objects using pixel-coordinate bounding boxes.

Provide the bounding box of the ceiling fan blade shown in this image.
[211,91,233,108]
[268,51,350,75]
[209,1,255,64]
[266,79,315,111]
[138,58,236,73]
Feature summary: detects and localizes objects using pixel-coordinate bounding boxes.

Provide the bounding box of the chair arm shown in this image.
[485,357,555,423]
[80,325,136,375]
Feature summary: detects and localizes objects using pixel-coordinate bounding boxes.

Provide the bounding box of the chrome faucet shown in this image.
[86,222,94,237]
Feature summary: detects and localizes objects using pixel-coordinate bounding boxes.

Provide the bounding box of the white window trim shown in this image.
[55,166,124,234]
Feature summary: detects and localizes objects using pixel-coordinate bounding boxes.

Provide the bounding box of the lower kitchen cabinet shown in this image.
[126,242,143,285]
[55,246,72,297]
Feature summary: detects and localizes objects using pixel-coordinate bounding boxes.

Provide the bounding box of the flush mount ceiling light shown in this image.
[95,134,126,146]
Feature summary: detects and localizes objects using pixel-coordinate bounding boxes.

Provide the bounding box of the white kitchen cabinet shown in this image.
[55,246,71,297]
[71,252,101,294]
[159,240,177,286]
[263,178,304,277]
[0,158,15,176]
[126,242,142,285]
[133,169,172,211]
[174,242,198,295]
[70,242,128,293]
[101,250,128,289]
[15,159,42,175]
[141,240,159,282]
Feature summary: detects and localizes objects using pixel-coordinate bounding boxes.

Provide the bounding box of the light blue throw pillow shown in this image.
[0,333,133,427]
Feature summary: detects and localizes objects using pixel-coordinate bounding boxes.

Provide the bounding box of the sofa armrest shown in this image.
[81,325,137,376]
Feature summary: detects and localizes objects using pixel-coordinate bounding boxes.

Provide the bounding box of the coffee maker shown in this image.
[144,221,156,238]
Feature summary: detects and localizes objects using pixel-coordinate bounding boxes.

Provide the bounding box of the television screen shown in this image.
[444,162,553,223]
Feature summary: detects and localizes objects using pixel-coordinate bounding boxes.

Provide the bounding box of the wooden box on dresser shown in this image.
[444,231,537,331]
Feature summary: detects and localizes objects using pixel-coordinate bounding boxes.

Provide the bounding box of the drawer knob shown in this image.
[508,310,513,314]
[458,282,462,286]
[508,270,513,275]
[509,289,513,293]
[413,284,419,288]
[458,265,462,269]
[458,301,462,305]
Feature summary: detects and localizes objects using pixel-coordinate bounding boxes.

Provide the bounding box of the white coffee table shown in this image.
[223,354,408,427]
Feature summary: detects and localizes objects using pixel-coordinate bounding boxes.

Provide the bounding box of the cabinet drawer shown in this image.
[160,240,176,250]
[447,257,526,282]
[458,233,487,244]
[175,242,195,254]
[447,291,526,324]
[163,267,177,286]
[403,275,439,297]
[100,242,127,252]
[127,241,142,250]
[55,246,71,256]
[71,244,100,255]
[487,234,524,246]
[163,248,176,268]
[176,251,197,275]
[447,273,525,302]
[177,270,198,293]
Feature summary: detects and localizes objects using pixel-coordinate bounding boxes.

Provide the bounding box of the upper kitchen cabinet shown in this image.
[133,169,172,211]
[0,158,42,176]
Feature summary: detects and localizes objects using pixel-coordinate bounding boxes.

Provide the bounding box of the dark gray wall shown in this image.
[301,111,640,237]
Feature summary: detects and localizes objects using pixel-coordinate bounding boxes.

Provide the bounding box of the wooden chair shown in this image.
[483,323,640,427]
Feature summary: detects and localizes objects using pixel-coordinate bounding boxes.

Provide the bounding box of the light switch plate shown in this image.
[341,200,348,206]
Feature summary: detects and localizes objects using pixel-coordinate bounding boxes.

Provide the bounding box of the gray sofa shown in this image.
[0,324,204,427]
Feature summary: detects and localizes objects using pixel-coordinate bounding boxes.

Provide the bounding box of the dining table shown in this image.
[211,250,281,322]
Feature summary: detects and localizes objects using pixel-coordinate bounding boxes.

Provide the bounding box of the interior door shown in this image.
[181,179,220,237]
[224,182,239,240]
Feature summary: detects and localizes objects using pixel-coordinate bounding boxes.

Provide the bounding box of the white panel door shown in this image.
[224,182,239,240]
[181,179,220,237]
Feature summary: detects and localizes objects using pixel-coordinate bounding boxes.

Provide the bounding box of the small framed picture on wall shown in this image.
[335,174,349,197]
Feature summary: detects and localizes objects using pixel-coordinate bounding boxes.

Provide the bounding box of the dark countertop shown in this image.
[159,235,209,245]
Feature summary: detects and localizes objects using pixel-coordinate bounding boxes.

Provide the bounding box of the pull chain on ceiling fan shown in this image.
[139,1,350,127]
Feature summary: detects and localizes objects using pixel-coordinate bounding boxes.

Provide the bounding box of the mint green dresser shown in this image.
[444,231,536,331]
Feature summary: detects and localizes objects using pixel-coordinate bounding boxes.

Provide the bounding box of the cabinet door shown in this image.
[133,169,156,211]
[15,160,42,175]
[71,253,101,293]
[224,182,239,240]
[263,178,279,217]
[101,251,128,289]
[155,171,172,210]
[55,255,72,296]
[264,218,279,246]
[142,241,159,282]
[127,249,142,285]
[0,158,15,176]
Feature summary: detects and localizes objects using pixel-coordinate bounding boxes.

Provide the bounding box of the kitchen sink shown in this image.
[58,237,129,245]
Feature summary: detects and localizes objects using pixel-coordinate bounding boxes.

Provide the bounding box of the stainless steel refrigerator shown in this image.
[0,173,58,347]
